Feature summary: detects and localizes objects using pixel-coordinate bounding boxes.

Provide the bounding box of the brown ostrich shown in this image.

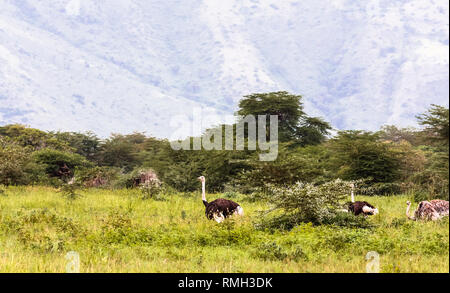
[198,176,243,223]
[429,199,449,217]
[406,199,449,221]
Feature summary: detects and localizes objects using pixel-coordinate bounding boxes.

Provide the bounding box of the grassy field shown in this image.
[0,186,448,273]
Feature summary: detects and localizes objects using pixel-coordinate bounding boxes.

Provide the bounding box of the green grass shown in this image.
[0,186,448,273]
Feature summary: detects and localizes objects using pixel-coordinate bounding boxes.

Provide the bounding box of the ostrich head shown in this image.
[406,201,411,206]
[197,176,205,183]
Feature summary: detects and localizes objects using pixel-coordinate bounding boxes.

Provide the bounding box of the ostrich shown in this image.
[429,199,450,217]
[406,199,449,221]
[347,183,379,216]
[198,176,244,223]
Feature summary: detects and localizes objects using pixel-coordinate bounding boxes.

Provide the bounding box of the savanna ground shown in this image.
[0,186,448,273]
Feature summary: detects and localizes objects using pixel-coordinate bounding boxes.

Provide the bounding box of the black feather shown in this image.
[347,201,376,216]
[204,198,240,220]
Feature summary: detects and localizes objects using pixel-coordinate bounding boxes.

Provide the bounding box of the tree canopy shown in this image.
[0,99,447,198]
[417,104,449,146]
[237,91,331,146]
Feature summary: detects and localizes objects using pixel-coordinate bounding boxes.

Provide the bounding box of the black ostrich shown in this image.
[198,176,244,223]
[347,184,378,216]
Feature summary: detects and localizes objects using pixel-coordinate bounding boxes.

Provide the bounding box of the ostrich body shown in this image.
[429,199,449,217]
[198,176,244,223]
[406,200,449,221]
[347,184,378,216]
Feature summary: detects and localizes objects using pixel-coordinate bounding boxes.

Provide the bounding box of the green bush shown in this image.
[2,208,82,252]
[230,144,327,194]
[58,182,83,200]
[258,179,353,229]
[74,166,120,188]
[139,181,165,200]
[113,168,159,188]
[99,210,153,245]
[410,149,449,200]
[320,212,373,228]
[32,149,93,181]
[0,136,31,185]
[327,130,402,183]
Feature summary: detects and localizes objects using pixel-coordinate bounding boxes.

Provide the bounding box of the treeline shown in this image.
[0,92,448,199]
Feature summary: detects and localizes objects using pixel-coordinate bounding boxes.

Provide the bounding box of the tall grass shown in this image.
[0,186,448,273]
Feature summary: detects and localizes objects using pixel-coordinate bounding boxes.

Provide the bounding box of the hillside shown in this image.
[0,0,448,137]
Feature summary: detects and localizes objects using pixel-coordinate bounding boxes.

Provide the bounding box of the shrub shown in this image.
[114,168,160,188]
[139,180,165,200]
[320,212,373,228]
[101,210,133,231]
[74,166,120,188]
[410,149,449,200]
[0,136,30,185]
[315,228,371,252]
[2,208,82,252]
[230,144,327,194]
[32,149,93,181]
[327,130,402,183]
[99,210,144,245]
[159,160,202,192]
[58,182,82,200]
[258,179,354,229]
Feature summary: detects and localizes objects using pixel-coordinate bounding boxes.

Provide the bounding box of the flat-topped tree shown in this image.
[236,91,331,146]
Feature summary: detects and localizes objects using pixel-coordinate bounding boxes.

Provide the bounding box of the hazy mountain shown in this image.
[0,0,448,138]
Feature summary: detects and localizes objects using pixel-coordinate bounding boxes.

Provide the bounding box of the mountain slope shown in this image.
[0,0,448,138]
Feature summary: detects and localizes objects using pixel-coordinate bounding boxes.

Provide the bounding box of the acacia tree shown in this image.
[32,149,92,181]
[416,104,449,146]
[0,124,69,151]
[97,133,146,172]
[53,131,101,162]
[327,130,401,183]
[379,125,423,146]
[415,104,449,198]
[231,143,327,193]
[237,91,331,146]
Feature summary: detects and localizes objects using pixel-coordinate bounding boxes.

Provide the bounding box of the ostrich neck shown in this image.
[351,188,355,203]
[406,204,414,220]
[201,181,207,202]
